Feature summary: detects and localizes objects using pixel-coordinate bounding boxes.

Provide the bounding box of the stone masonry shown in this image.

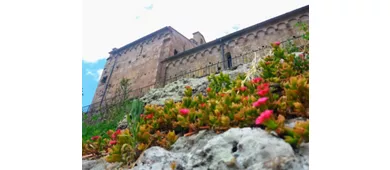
[89,5,309,109]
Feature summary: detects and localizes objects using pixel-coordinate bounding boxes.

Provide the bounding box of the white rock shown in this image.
[131,128,308,170]
[140,63,251,106]
[82,158,122,170]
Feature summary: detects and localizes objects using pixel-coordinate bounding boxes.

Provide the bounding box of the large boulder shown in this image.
[131,128,308,170]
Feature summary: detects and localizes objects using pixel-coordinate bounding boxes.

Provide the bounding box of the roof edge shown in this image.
[167,26,194,44]
[162,5,309,62]
[109,26,171,55]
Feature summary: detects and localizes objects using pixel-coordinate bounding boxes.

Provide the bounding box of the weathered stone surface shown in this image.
[118,63,251,129]
[86,128,308,170]
[82,158,122,170]
[285,117,308,128]
[140,77,208,106]
[91,27,196,105]
[82,159,100,170]
[117,115,129,130]
[140,63,250,106]
[131,128,308,170]
[163,11,309,84]
[131,147,187,170]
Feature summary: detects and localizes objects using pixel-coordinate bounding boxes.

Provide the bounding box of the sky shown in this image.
[82,0,309,107]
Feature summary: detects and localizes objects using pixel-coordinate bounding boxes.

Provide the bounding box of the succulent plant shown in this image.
[83,23,310,167]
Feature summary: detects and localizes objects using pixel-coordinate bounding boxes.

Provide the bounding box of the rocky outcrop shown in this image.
[96,62,310,170]
[83,128,309,170]
[131,128,308,170]
[140,77,209,106]
[140,63,251,106]
[82,158,122,170]
[118,63,251,130]
[117,115,129,130]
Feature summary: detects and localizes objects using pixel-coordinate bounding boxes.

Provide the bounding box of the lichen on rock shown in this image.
[130,128,308,170]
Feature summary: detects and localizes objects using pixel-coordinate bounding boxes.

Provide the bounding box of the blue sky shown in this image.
[82,0,308,107]
[82,59,106,107]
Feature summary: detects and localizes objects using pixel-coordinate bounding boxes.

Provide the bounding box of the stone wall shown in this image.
[91,27,197,106]
[162,8,308,85]
[88,5,309,110]
[155,29,197,85]
[90,29,173,105]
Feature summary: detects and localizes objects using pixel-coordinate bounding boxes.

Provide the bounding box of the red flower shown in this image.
[185,85,191,89]
[252,101,261,108]
[261,110,273,119]
[111,129,121,139]
[200,103,206,108]
[206,87,211,92]
[115,129,121,135]
[262,83,269,89]
[252,77,262,84]
[257,83,269,91]
[265,61,271,65]
[274,41,281,46]
[263,87,270,93]
[252,97,268,107]
[91,136,100,141]
[145,113,154,119]
[109,140,117,145]
[257,88,269,96]
[179,108,190,116]
[255,110,273,125]
[255,116,265,125]
[257,97,268,104]
[239,86,247,92]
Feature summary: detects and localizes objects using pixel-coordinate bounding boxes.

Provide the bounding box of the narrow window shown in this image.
[174,49,178,55]
[226,52,232,69]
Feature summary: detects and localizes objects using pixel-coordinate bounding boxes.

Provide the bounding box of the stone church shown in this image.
[89,5,309,109]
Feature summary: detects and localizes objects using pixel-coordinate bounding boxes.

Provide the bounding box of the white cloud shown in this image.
[96,69,103,81]
[144,4,153,10]
[83,0,308,63]
[86,69,104,81]
[86,70,94,76]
